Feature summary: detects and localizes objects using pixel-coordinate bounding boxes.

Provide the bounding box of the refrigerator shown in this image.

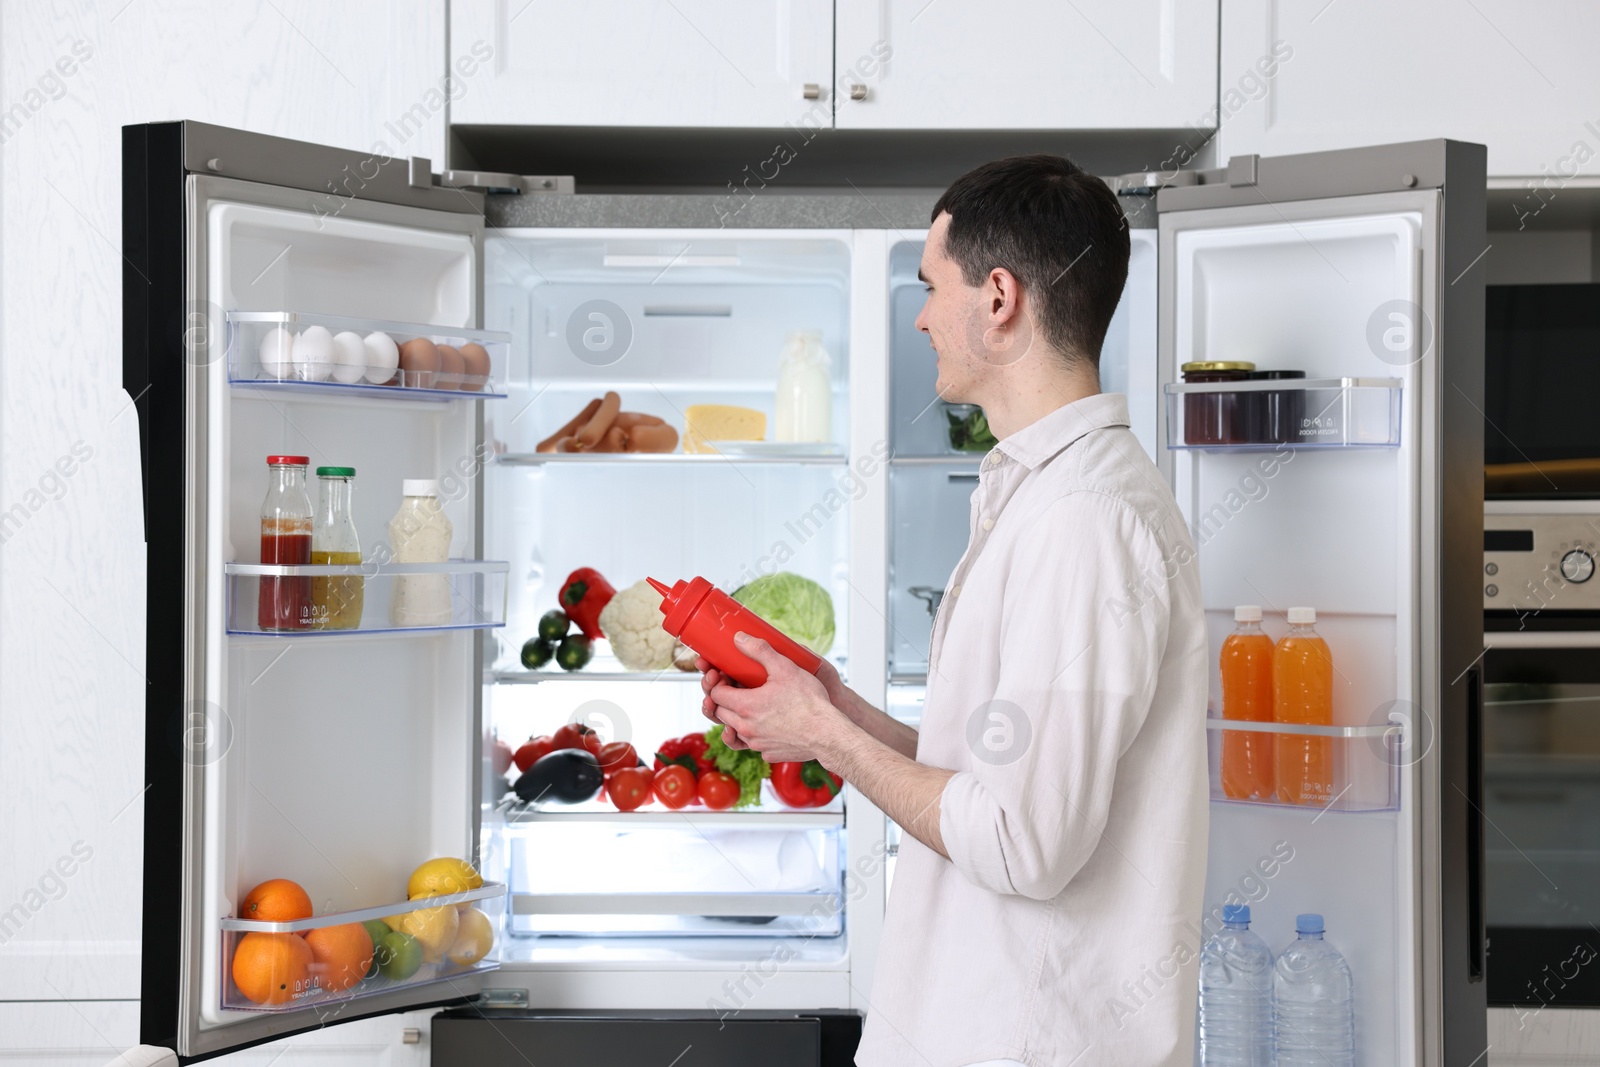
[122,121,1486,1064]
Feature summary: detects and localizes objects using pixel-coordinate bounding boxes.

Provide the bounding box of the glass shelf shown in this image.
[225,560,508,636]
[505,806,843,829]
[226,311,510,400]
[496,451,847,467]
[219,882,505,1013]
[1206,717,1404,813]
[1165,377,1402,451]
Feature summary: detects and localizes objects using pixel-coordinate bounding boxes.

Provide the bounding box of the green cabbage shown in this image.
[731,572,835,656]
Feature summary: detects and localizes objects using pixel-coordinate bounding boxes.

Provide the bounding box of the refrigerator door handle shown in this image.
[1466,665,1485,982]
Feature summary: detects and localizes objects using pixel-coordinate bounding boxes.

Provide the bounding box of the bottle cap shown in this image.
[1296,913,1325,935]
[401,479,440,497]
[1221,904,1250,925]
[1287,606,1317,624]
[266,455,310,466]
[1234,605,1262,623]
[1180,360,1256,372]
[316,466,356,477]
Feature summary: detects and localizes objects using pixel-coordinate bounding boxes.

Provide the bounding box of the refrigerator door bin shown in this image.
[226,311,510,398]
[1206,718,1405,813]
[218,882,506,1013]
[1164,377,1403,450]
[506,822,844,939]
[224,560,509,636]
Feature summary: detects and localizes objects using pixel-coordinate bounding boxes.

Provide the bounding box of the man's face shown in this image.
[914,214,987,404]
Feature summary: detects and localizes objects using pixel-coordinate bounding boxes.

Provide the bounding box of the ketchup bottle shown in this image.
[647,576,823,688]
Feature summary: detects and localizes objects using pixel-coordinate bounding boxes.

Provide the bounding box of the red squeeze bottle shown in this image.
[647,576,823,688]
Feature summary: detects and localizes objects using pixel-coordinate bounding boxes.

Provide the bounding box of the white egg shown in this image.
[362,331,400,385]
[258,326,294,379]
[292,325,334,381]
[330,330,367,384]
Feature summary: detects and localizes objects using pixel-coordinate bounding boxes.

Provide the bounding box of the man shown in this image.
[702,155,1208,1066]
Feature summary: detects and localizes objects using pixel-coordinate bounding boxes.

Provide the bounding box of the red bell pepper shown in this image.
[559,567,616,640]
[772,760,842,807]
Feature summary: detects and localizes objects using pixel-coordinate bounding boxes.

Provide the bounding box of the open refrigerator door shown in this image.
[124,123,510,1060]
[1155,141,1486,1064]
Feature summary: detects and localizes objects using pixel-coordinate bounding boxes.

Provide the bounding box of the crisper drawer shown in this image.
[432,1010,864,1067]
[506,813,844,939]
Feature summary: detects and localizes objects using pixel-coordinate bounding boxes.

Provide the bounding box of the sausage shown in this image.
[613,412,666,429]
[626,423,680,453]
[591,425,629,453]
[575,391,622,449]
[536,398,602,453]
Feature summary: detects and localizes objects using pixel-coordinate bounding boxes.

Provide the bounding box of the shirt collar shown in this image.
[992,392,1130,471]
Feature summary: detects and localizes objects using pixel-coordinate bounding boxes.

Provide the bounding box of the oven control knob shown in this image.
[1561,549,1595,583]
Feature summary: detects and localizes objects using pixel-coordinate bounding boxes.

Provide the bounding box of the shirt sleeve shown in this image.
[938,490,1174,900]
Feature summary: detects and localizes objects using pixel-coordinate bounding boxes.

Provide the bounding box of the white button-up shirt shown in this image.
[858,393,1209,1067]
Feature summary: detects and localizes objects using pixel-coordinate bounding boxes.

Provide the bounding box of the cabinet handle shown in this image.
[849,84,869,101]
[1467,666,1485,982]
[802,83,821,100]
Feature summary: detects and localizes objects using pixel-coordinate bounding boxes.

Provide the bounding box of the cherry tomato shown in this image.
[652,765,696,810]
[512,735,554,773]
[552,723,601,755]
[606,767,654,811]
[697,770,739,811]
[598,742,638,778]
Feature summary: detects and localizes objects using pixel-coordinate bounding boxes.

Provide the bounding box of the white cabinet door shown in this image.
[1218,0,1600,177]
[451,1,834,128]
[834,0,1217,130]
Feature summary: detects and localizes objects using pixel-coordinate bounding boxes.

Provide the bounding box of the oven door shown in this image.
[1482,626,1600,1007]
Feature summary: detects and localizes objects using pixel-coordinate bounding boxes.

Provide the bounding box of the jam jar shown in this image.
[1181,361,1255,445]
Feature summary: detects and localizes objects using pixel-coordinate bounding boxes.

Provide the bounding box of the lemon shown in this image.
[408,858,483,900]
[384,905,460,964]
[445,907,495,967]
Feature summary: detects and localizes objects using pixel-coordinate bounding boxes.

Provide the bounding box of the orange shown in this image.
[241,878,313,924]
[231,932,314,1005]
[304,923,374,993]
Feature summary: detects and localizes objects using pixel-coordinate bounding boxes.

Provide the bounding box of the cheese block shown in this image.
[683,404,766,454]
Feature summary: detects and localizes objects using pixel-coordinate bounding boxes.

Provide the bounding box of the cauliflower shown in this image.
[598,579,677,671]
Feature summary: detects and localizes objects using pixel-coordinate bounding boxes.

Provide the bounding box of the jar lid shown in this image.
[1245,370,1307,380]
[401,478,440,497]
[266,455,310,466]
[316,466,356,477]
[1180,361,1255,372]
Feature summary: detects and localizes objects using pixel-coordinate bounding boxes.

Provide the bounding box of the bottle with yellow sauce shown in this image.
[310,467,363,629]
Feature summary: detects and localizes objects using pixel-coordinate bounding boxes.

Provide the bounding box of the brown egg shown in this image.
[458,343,490,391]
[435,344,463,391]
[398,338,439,388]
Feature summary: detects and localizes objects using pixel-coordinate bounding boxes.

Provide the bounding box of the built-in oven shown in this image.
[1482,281,1600,1010]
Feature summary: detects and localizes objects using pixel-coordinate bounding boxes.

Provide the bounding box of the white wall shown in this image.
[0,0,447,1058]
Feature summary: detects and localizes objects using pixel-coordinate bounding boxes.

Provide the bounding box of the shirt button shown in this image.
[951,584,962,597]
[982,516,994,531]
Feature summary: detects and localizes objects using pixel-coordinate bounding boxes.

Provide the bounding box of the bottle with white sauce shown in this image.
[774,331,833,444]
[388,479,454,627]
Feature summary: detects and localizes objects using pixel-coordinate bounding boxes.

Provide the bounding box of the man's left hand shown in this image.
[703,632,850,763]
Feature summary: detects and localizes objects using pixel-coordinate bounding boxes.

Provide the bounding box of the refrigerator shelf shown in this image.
[225,311,511,400]
[496,451,848,467]
[1206,717,1404,813]
[494,668,703,684]
[1164,376,1402,451]
[224,559,508,636]
[219,882,506,1014]
[512,891,837,918]
[504,807,843,828]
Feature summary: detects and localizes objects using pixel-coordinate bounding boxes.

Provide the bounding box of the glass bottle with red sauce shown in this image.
[259,455,313,631]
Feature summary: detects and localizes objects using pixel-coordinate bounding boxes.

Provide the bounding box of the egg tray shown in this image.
[225,311,511,401]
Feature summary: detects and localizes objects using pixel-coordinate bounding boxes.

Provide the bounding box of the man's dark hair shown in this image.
[931,154,1130,368]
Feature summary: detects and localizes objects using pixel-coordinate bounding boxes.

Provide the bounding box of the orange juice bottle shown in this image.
[1220,605,1275,800]
[1274,607,1334,805]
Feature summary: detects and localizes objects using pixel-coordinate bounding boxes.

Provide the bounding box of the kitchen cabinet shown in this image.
[449,1,835,129]
[834,0,1217,131]
[1217,0,1600,176]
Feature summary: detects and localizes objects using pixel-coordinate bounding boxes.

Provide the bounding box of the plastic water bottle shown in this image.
[1198,904,1274,1065]
[1274,913,1355,1065]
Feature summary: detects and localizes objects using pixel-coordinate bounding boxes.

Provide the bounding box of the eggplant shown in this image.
[513,748,603,805]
